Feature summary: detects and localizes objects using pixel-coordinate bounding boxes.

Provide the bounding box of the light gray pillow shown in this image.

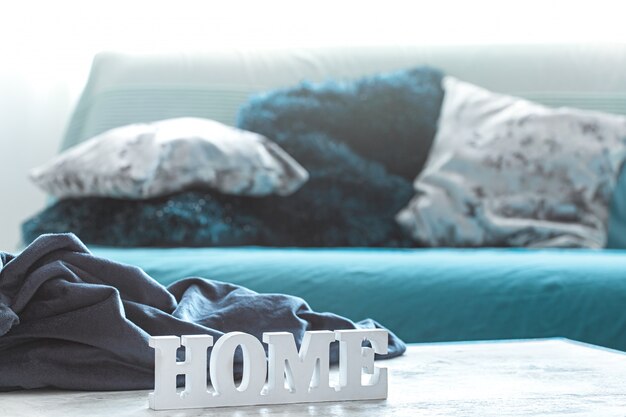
[396,77,626,248]
[31,117,308,199]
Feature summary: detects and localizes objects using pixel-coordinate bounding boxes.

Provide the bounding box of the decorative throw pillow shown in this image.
[396,77,626,248]
[237,66,444,180]
[22,190,279,247]
[234,66,445,246]
[30,117,308,199]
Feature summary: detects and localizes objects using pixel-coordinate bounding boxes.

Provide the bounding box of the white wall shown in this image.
[1,0,625,251]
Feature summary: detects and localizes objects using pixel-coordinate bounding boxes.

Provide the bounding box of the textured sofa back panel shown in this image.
[61,44,626,150]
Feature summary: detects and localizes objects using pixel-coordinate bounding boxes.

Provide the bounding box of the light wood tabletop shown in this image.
[1,338,625,416]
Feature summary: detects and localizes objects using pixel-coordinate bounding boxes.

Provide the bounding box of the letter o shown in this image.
[209,332,267,398]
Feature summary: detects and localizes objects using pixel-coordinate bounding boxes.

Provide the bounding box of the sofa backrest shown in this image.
[61,43,626,150]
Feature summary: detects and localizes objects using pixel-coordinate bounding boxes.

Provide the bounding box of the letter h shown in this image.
[149,335,214,409]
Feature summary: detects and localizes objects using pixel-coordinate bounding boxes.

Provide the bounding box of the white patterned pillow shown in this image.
[396,77,626,248]
[31,118,309,199]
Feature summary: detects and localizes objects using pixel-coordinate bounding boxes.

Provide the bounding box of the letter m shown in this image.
[263,331,335,396]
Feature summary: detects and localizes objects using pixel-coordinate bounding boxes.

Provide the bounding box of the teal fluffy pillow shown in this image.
[237,67,444,180]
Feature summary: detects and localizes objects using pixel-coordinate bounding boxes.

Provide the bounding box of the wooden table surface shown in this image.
[2,338,626,416]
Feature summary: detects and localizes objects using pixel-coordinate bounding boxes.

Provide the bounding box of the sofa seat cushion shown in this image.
[93,246,626,351]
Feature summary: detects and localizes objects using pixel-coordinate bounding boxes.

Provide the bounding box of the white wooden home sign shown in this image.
[149,329,389,410]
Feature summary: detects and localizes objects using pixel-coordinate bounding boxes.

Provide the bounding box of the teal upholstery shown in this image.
[93,246,626,351]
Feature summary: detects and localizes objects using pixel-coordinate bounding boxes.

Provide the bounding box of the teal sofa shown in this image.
[61,44,626,350]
